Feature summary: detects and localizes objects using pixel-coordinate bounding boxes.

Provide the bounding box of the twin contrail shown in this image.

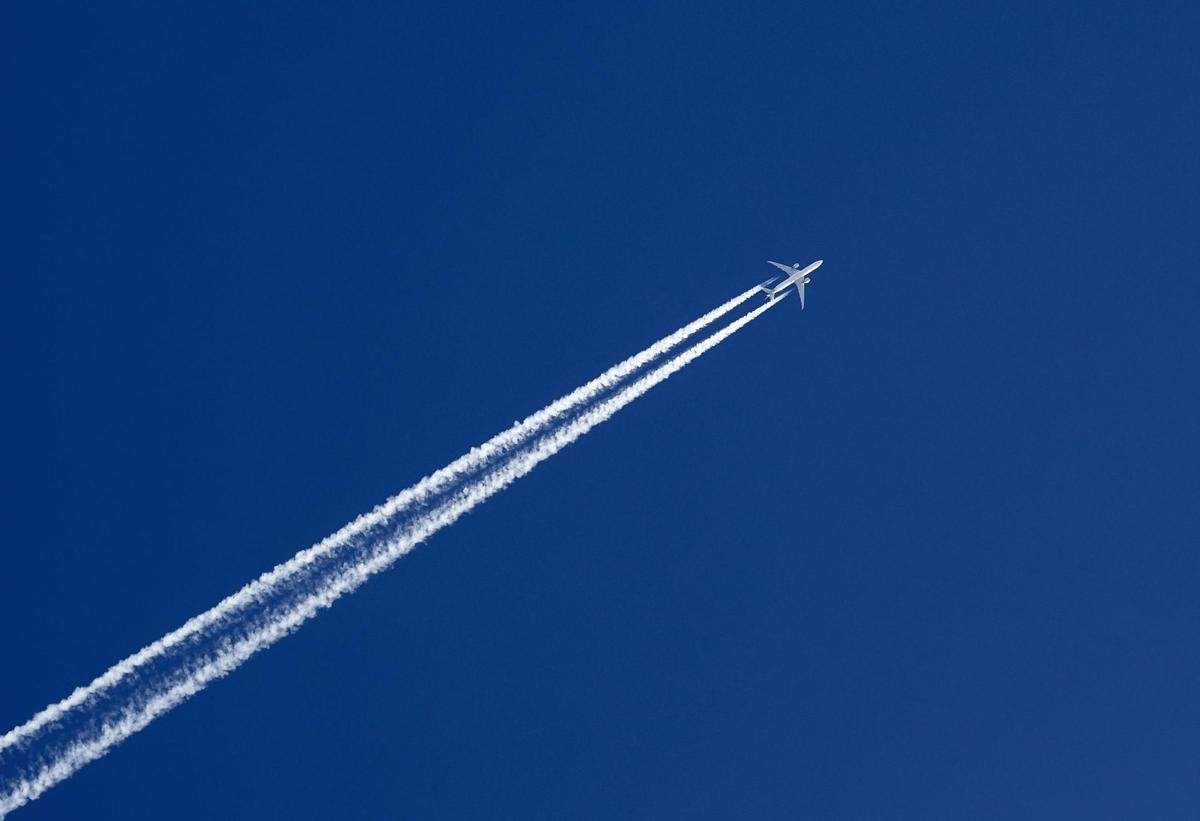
[0,284,758,758]
[0,290,781,816]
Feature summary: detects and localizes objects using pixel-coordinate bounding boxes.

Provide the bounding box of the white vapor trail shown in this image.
[0,287,758,758]
[0,295,781,817]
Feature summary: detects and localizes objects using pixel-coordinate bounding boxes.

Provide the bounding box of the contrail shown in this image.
[0,295,781,817]
[0,287,759,758]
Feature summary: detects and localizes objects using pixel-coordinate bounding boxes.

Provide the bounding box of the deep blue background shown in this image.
[4,2,1199,818]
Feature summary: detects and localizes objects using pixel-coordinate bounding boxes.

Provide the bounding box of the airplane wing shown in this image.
[797,279,805,309]
[766,260,796,276]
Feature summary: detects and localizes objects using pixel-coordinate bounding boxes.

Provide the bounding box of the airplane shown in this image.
[759,259,823,309]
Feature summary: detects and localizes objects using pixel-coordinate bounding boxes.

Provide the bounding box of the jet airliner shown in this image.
[759,259,823,309]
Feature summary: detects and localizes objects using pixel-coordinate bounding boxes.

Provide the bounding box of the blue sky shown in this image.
[4,2,1199,818]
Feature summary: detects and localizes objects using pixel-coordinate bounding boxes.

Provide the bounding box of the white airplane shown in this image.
[759,259,823,309]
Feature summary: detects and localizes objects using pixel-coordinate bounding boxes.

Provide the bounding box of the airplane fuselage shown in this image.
[767,276,810,297]
[763,259,822,297]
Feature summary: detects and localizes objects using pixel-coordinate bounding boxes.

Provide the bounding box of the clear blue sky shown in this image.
[4,2,1199,818]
